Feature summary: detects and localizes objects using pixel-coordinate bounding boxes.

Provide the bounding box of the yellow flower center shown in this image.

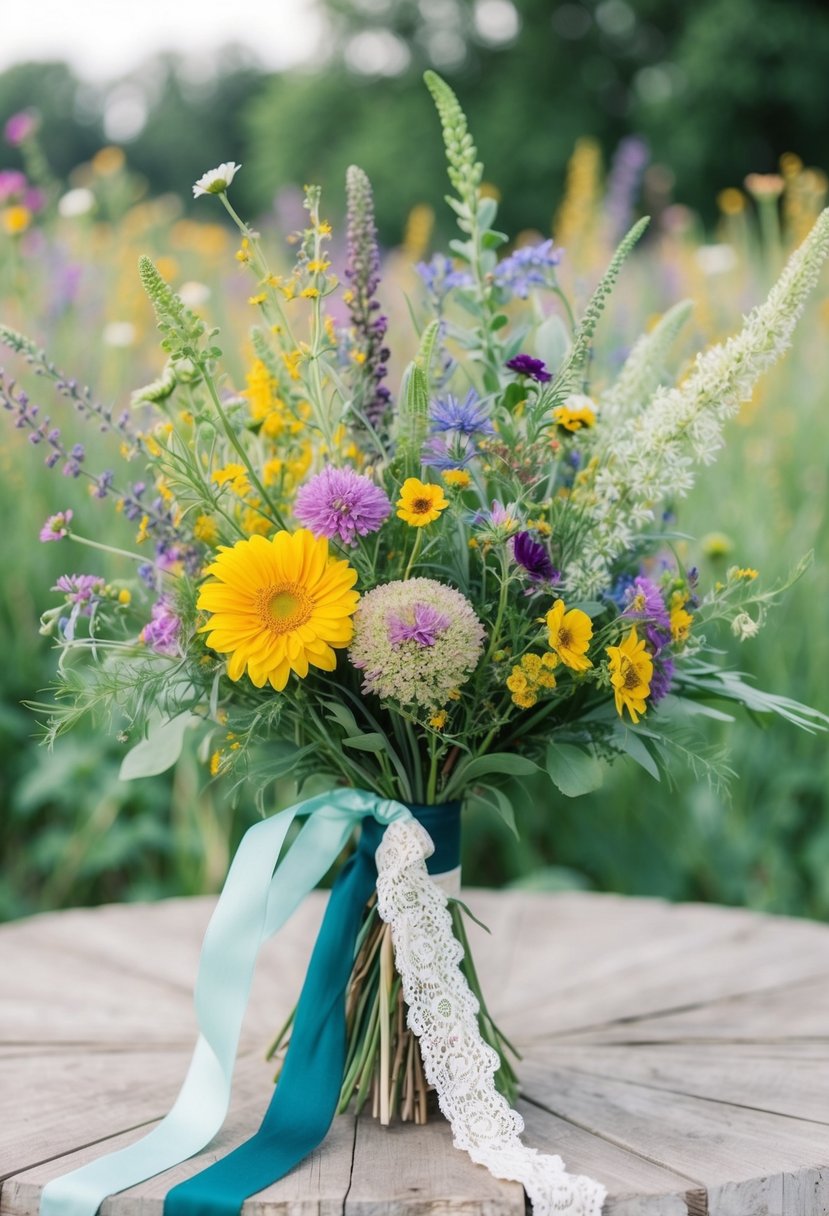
[257,583,314,634]
[412,497,433,515]
[557,626,572,649]
[621,658,641,690]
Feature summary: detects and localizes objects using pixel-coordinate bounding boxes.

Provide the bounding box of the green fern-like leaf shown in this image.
[138,255,206,360]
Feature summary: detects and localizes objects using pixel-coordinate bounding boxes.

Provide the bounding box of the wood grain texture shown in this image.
[2,890,829,1215]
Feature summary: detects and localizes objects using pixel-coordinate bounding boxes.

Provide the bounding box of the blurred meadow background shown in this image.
[2,0,829,921]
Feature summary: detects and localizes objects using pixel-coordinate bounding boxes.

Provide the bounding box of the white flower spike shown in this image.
[192,162,241,199]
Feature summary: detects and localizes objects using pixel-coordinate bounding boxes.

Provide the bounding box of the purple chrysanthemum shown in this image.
[349,578,485,708]
[388,602,451,647]
[512,531,556,583]
[142,597,181,657]
[40,509,73,542]
[294,466,392,546]
[430,390,494,436]
[505,353,551,383]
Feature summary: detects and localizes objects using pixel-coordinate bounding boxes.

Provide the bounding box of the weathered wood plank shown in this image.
[527,1042,829,1124]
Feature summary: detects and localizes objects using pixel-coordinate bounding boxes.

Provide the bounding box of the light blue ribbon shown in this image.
[39,789,411,1216]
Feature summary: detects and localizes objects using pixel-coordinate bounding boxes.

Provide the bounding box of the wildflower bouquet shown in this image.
[4,73,829,1216]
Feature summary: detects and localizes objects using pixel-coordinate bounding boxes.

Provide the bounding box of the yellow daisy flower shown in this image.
[545,599,593,671]
[552,397,596,432]
[396,478,449,527]
[670,604,693,643]
[606,626,653,724]
[197,529,359,691]
[442,469,472,489]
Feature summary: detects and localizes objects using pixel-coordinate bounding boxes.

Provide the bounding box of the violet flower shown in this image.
[512,531,557,583]
[141,597,181,657]
[387,602,451,647]
[40,510,73,542]
[294,466,391,546]
[4,111,38,147]
[505,353,551,383]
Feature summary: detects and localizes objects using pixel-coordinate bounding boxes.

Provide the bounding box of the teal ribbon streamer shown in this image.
[38,790,413,1216]
[163,799,461,1216]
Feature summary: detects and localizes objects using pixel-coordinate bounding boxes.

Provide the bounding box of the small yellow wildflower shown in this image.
[213,463,250,495]
[135,514,151,545]
[442,469,472,489]
[506,669,529,695]
[179,410,194,425]
[235,238,251,264]
[447,688,461,701]
[513,689,538,709]
[3,205,31,235]
[119,441,135,460]
[542,651,559,669]
[241,504,272,536]
[429,709,448,730]
[282,349,303,381]
[248,292,267,306]
[307,259,330,273]
[606,626,653,724]
[194,514,218,544]
[536,671,557,690]
[396,478,449,527]
[280,282,296,301]
[701,531,733,558]
[527,518,552,536]
[731,566,759,581]
[317,220,332,235]
[92,145,125,175]
[118,588,132,605]
[300,286,320,299]
[670,604,693,643]
[141,432,163,458]
[552,398,596,432]
[342,288,355,305]
[155,476,174,504]
[717,187,746,215]
[209,750,224,776]
[521,653,542,676]
[351,349,367,364]
[546,599,593,671]
[263,457,284,487]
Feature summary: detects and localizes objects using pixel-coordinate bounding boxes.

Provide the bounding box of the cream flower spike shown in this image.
[192,161,242,198]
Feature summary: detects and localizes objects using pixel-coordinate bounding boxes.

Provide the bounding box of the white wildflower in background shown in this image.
[566,208,829,597]
[102,321,136,348]
[57,187,95,218]
[192,162,241,198]
[731,611,762,641]
[602,298,693,423]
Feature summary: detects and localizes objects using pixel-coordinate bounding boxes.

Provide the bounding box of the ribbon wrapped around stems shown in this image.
[39,790,605,1216]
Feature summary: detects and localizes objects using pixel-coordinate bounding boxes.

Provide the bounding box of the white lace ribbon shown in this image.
[374,817,606,1216]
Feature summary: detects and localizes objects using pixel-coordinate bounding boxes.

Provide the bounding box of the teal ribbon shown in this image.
[38,793,461,1216]
[164,799,461,1216]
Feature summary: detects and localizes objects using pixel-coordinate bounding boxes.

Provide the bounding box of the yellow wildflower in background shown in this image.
[194,514,218,545]
[198,529,359,691]
[213,463,250,496]
[730,566,759,581]
[429,709,448,730]
[396,478,449,527]
[670,602,693,643]
[607,626,653,724]
[442,469,471,489]
[117,589,132,605]
[2,205,31,235]
[135,514,151,545]
[545,600,593,671]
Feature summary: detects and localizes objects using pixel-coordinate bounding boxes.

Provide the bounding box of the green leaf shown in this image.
[481,230,509,249]
[323,701,360,736]
[120,711,198,780]
[534,314,571,373]
[545,742,603,798]
[491,314,509,331]
[477,196,498,229]
[459,752,539,784]
[467,784,519,838]
[343,733,387,754]
[611,723,660,781]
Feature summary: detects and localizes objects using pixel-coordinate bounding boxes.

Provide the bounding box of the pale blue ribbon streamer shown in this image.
[39,789,410,1216]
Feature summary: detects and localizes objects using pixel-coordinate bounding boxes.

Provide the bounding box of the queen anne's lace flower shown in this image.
[349,577,485,708]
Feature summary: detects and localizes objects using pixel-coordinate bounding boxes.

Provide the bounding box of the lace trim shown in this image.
[375,818,606,1216]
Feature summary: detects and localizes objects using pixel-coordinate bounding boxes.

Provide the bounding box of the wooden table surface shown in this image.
[2,890,829,1216]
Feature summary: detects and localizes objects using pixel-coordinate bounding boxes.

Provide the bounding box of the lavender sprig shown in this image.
[344,165,392,434]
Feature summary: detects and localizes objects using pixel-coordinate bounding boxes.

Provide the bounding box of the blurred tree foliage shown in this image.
[246,0,829,240]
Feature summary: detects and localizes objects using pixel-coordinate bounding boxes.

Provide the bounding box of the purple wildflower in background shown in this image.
[649,654,675,705]
[505,353,551,383]
[623,576,670,631]
[430,390,494,437]
[604,136,649,243]
[416,253,473,303]
[4,111,38,147]
[142,597,181,657]
[494,239,562,299]
[344,165,392,431]
[294,466,392,546]
[0,169,27,202]
[512,531,557,583]
[421,433,477,470]
[388,602,451,647]
[40,510,73,542]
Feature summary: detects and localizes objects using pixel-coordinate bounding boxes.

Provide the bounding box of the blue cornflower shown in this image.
[494,239,562,299]
[430,391,494,437]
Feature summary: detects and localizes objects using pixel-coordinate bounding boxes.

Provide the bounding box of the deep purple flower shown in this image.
[505,353,551,383]
[388,602,451,648]
[142,597,181,657]
[40,510,73,542]
[512,531,556,583]
[650,654,675,705]
[430,390,494,436]
[4,111,38,147]
[294,466,391,546]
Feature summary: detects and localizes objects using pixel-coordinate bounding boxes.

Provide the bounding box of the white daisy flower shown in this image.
[192,162,241,199]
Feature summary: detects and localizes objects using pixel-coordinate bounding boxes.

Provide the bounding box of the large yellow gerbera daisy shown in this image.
[197,529,359,691]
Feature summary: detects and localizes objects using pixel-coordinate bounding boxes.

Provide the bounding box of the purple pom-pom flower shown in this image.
[505,353,552,383]
[294,466,392,547]
[388,602,451,648]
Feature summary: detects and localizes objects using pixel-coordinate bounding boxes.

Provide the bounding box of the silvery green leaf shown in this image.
[534,314,571,374]
[545,741,604,797]
[120,711,199,780]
